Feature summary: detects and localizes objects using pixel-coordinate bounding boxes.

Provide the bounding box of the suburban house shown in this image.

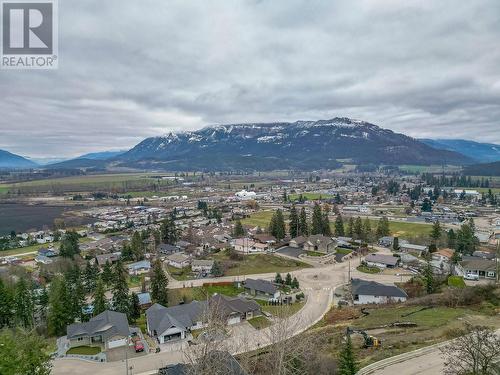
[66,310,130,350]
[253,234,277,245]
[38,247,57,257]
[234,238,269,253]
[378,236,395,248]
[126,260,151,275]
[364,253,399,269]
[157,243,181,255]
[457,258,497,280]
[191,259,214,273]
[351,279,408,305]
[289,236,306,248]
[147,295,261,344]
[432,248,455,263]
[210,294,261,325]
[95,252,121,267]
[242,278,280,301]
[159,351,248,375]
[399,243,428,257]
[165,253,191,269]
[147,301,205,344]
[137,292,153,309]
[303,235,336,253]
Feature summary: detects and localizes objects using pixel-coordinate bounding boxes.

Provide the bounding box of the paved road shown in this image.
[370,349,445,375]
[53,258,408,375]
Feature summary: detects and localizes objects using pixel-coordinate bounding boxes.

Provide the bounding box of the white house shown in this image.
[352,279,407,305]
[165,253,191,269]
[191,259,214,273]
[364,254,399,269]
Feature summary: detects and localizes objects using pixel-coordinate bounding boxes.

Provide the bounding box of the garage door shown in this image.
[228,316,240,325]
[107,338,127,349]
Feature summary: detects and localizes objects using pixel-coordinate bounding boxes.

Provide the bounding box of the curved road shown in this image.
[53,257,408,375]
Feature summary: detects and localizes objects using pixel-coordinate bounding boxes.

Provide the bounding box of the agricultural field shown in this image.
[288,193,334,201]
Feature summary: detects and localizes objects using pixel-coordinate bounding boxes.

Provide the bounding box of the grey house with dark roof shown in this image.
[351,278,407,305]
[243,278,280,300]
[66,310,130,350]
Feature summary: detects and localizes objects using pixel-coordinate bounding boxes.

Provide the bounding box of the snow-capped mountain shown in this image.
[116,117,471,170]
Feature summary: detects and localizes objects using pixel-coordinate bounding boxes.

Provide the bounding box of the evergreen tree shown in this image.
[285,273,292,286]
[84,260,99,293]
[299,207,308,236]
[150,260,169,306]
[423,261,435,294]
[0,278,14,328]
[274,273,283,284]
[72,273,86,321]
[269,209,286,240]
[353,217,363,240]
[447,229,457,249]
[233,220,245,237]
[289,205,299,238]
[14,278,34,329]
[392,237,399,251]
[430,220,442,245]
[334,215,345,237]
[121,243,134,261]
[322,211,332,236]
[291,277,299,289]
[376,217,390,237]
[128,292,141,323]
[130,231,145,260]
[101,261,113,285]
[362,218,372,243]
[37,286,49,324]
[160,216,178,244]
[347,217,354,238]
[338,336,358,375]
[47,276,72,336]
[93,278,107,316]
[311,203,323,235]
[210,261,223,277]
[111,260,130,315]
[456,220,478,255]
[59,231,80,258]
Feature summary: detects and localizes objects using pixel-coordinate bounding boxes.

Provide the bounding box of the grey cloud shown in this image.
[0,0,499,158]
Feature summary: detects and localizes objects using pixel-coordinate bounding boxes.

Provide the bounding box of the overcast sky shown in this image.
[1,0,500,159]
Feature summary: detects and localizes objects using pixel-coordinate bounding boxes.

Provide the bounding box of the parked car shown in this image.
[464,273,479,281]
[134,340,144,353]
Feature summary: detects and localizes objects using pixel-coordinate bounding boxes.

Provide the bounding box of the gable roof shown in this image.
[460,258,496,272]
[351,278,407,298]
[146,301,205,335]
[67,310,130,341]
[209,294,260,316]
[244,278,277,295]
[365,253,399,266]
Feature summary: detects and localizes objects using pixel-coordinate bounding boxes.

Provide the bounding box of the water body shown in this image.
[0,203,94,235]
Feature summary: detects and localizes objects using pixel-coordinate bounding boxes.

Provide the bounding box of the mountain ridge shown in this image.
[0,149,38,169]
[420,139,500,163]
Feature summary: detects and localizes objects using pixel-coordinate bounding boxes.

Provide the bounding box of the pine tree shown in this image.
[393,236,399,251]
[48,276,72,336]
[334,215,345,237]
[151,260,169,306]
[338,336,358,375]
[14,278,34,329]
[322,211,331,236]
[160,216,178,244]
[423,260,435,294]
[430,220,442,245]
[347,217,354,238]
[376,217,390,237]
[59,231,80,258]
[93,278,107,316]
[274,273,283,284]
[72,273,86,321]
[0,278,14,328]
[112,260,130,315]
[362,218,372,243]
[84,260,99,293]
[289,205,299,238]
[233,220,245,237]
[210,261,223,277]
[299,207,308,236]
[353,217,363,240]
[131,231,145,260]
[311,203,323,235]
[291,277,299,289]
[447,229,457,249]
[269,209,286,240]
[101,261,113,285]
[285,273,292,286]
[128,292,141,323]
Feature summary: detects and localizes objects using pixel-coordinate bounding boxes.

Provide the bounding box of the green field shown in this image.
[210,253,310,276]
[448,276,466,288]
[357,265,381,274]
[241,210,284,228]
[397,165,462,174]
[336,218,432,238]
[248,316,272,330]
[259,301,305,318]
[288,193,334,201]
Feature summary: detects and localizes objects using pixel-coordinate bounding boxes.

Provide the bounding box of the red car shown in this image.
[134,340,144,353]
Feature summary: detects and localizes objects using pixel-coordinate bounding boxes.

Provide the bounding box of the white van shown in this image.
[464,273,479,281]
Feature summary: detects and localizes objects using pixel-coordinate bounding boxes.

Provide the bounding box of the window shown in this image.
[77,337,84,341]
[487,272,495,278]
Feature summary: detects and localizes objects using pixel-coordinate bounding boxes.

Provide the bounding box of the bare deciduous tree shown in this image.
[440,325,500,375]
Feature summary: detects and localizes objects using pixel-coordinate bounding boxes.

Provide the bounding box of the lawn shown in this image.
[210,253,311,276]
[127,275,143,288]
[135,314,147,333]
[259,301,305,318]
[357,265,381,274]
[306,250,324,257]
[167,265,195,281]
[66,346,101,355]
[241,210,277,228]
[448,275,466,288]
[335,248,353,255]
[248,316,272,330]
[336,219,433,238]
[204,284,244,297]
[166,284,244,306]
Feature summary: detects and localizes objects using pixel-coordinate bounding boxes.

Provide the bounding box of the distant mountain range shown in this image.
[115,118,470,170]
[3,118,490,171]
[463,161,500,176]
[420,139,500,163]
[0,149,37,169]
